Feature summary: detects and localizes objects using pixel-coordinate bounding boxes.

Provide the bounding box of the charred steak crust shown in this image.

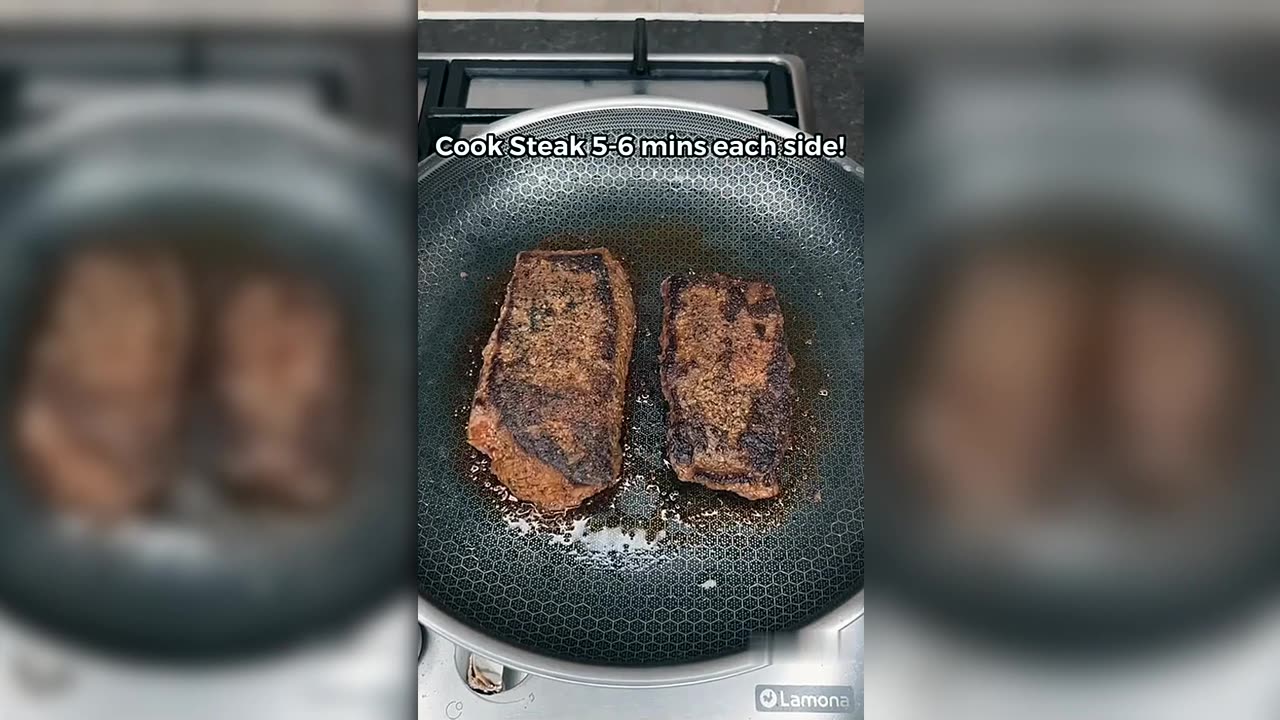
[468,248,635,510]
[660,273,794,500]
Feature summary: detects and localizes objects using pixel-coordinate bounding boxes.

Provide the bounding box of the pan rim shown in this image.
[417,592,863,686]
[0,95,411,659]
[416,95,865,182]
[417,97,864,678]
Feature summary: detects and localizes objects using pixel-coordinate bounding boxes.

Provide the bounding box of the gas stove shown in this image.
[417,21,814,162]
[416,21,861,720]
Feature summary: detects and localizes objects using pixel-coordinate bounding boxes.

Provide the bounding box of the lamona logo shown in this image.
[758,688,779,708]
[755,685,854,713]
[778,691,849,710]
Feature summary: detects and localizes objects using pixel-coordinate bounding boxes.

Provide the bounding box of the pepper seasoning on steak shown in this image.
[660,273,794,500]
[467,248,636,511]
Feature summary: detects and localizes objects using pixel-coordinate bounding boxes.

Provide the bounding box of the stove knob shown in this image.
[453,647,528,694]
[465,653,505,694]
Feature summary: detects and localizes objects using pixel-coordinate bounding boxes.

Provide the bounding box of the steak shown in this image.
[214,273,351,509]
[660,273,793,500]
[468,248,636,511]
[17,249,192,520]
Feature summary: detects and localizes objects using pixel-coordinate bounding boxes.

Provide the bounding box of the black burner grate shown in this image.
[417,19,801,161]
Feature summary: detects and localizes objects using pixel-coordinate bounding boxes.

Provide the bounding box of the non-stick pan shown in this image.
[417,98,864,674]
[0,95,412,659]
[869,81,1280,652]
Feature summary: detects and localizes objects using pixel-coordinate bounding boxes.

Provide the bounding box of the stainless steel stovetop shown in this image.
[419,595,862,720]
[416,49,861,720]
[417,50,815,159]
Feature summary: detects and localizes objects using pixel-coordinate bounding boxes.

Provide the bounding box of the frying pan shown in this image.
[0,95,412,659]
[869,80,1280,652]
[417,97,864,676]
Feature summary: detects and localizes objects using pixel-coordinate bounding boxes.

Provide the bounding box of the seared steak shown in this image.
[902,253,1086,520]
[468,248,636,511]
[660,273,793,500]
[17,249,193,520]
[214,273,350,509]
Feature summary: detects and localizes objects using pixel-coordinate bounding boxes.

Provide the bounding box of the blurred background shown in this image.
[0,2,416,720]
[868,4,1280,720]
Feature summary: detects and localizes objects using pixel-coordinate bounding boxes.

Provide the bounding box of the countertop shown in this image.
[418,19,863,164]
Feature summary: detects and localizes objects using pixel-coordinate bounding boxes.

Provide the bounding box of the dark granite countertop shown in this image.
[418,19,863,164]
